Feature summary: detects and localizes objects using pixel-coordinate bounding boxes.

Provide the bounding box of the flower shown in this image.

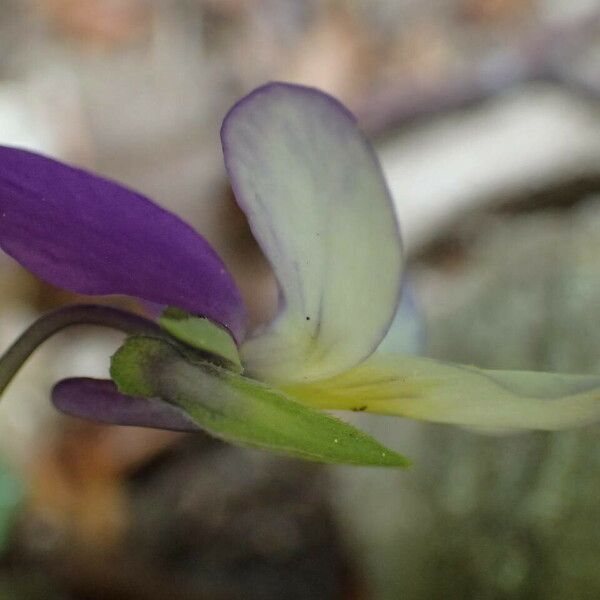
[1,82,600,467]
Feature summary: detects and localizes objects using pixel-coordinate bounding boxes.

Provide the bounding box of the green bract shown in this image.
[111,336,409,467]
[159,307,242,372]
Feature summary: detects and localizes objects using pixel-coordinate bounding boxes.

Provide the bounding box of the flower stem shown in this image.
[0,304,162,396]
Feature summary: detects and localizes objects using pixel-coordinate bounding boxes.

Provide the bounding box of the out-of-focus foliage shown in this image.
[0,459,23,553]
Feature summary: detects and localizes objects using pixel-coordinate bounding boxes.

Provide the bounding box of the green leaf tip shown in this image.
[159,307,242,371]
[110,336,410,468]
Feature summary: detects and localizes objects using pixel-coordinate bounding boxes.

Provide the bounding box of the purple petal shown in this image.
[52,377,200,432]
[0,146,245,340]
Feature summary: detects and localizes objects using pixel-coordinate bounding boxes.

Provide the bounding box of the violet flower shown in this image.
[1,83,600,467]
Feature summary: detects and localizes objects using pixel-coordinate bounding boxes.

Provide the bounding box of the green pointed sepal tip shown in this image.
[110,336,410,468]
[159,307,242,372]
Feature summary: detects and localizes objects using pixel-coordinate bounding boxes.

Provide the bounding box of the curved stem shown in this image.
[0,304,163,396]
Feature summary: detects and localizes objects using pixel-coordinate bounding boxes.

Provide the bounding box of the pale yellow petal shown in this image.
[282,354,600,431]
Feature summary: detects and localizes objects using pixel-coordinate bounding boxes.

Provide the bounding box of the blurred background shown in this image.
[0,0,599,598]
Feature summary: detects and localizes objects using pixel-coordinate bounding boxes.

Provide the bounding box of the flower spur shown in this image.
[1,82,600,467]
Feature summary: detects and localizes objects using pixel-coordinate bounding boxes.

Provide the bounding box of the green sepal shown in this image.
[110,336,410,468]
[159,307,242,372]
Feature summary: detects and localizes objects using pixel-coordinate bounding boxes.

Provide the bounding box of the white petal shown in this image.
[375,282,425,355]
[221,83,402,383]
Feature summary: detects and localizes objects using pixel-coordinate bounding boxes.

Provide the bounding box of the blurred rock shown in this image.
[378,85,600,252]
